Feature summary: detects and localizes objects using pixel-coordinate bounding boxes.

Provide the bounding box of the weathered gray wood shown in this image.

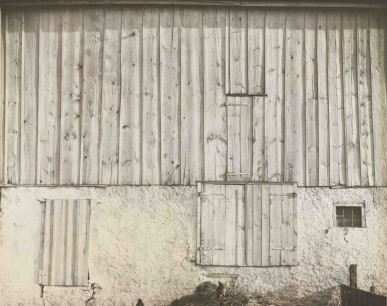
[284,11,305,185]
[0,8,4,184]
[252,96,266,181]
[81,8,104,185]
[327,12,346,186]
[225,184,237,265]
[357,13,374,186]
[203,8,227,181]
[160,8,180,185]
[119,8,142,184]
[343,12,361,186]
[100,9,121,185]
[38,10,62,184]
[142,8,160,185]
[317,12,329,186]
[269,184,281,265]
[21,11,39,184]
[5,11,22,184]
[247,9,265,94]
[235,184,245,266]
[60,9,83,184]
[180,8,203,184]
[265,10,285,182]
[196,182,202,263]
[229,9,247,94]
[281,184,294,265]
[370,13,387,186]
[305,11,318,186]
[261,184,270,266]
[252,184,262,266]
[1,0,387,9]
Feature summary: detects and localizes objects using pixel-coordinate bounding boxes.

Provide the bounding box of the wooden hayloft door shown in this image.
[197,182,297,267]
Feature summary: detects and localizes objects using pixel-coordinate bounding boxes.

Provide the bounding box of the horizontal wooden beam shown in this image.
[0,0,386,9]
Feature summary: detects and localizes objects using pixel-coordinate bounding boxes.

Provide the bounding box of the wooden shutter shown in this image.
[198,182,297,266]
[39,199,91,286]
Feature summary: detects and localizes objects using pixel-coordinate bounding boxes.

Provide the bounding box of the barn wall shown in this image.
[1,7,387,187]
[0,186,386,305]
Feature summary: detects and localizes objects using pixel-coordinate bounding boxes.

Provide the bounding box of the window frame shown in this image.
[333,202,366,228]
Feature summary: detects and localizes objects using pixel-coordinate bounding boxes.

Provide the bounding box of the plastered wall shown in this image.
[0,186,386,305]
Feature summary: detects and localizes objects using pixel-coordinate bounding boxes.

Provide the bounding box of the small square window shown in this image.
[334,205,364,228]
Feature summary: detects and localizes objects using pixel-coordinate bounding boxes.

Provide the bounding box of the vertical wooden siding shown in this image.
[1,8,387,186]
[39,199,90,286]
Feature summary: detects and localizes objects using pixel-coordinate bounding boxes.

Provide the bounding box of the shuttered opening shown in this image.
[39,199,91,286]
[197,182,297,266]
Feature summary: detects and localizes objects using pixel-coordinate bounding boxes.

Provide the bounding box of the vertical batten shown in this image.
[261,184,270,266]
[60,9,83,184]
[203,8,227,182]
[5,11,22,184]
[180,8,203,185]
[82,8,104,185]
[142,8,160,185]
[160,8,180,184]
[269,184,282,265]
[21,10,39,184]
[317,12,330,186]
[265,10,285,182]
[327,12,346,186]
[284,11,305,185]
[119,8,142,184]
[37,9,62,185]
[342,12,361,186]
[370,13,387,186]
[252,96,266,180]
[305,11,318,186]
[357,13,374,186]
[100,9,121,185]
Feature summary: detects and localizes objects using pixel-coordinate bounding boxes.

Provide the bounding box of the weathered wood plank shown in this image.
[342,12,361,186]
[203,8,227,181]
[229,9,247,94]
[247,9,265,94]
[327,12,346,186]
[81,8,104,185]
[284,11,305,185]
[245,184,253,265]
[291,182,298,265]
[181,8,203,184]
[235,184,245,266]
[225,184,237,265]
[21,10,39,184]
[252,97,266,180]
[200,184,211,265]
[317,12,330,186]
[212,184,223,265]
[269,184,281,265]
[160,8,180,184]
[5,11,22,184]
[119,8,142,184]
[252,184,262,266]
[281,184,294,265]
[370,13,387,186]
[357,13,373,186]
[51,199,64,285]
[142,8,160,184]
[38,9,62,184]
[100,9,121,185]
[40,200,52,284]
[305,11,318,186]
[77,199,90,285]
[261,184,270,266]
[265,10,285,182]
[227,97,252,180]
[0,8,4,184]
[196,182,202,263]
[60,9,83,184]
